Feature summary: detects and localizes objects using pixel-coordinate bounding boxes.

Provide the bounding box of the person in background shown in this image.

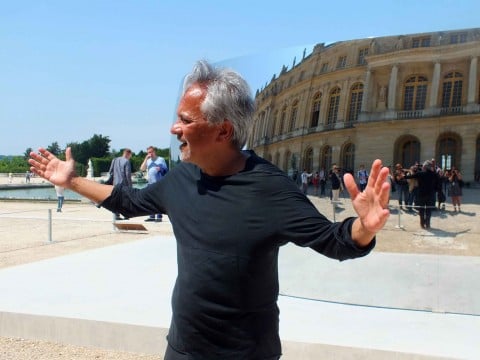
[312,171,320,196]
[387,166,396,207]
[436,168,447,210]
[330,165,343,204]
[109,148,133,221]
[443,169,452,194]
[55,185,65,212]
[356,164,369,192]
[28,60,391,360]
[406,164,419,212]
[394,163,409,210]
[448,166,463,212]
[300,169,312,194]
[319,167,327,197]
[431,158,442,174]
[405,160,440,229]
[140,146,168,222]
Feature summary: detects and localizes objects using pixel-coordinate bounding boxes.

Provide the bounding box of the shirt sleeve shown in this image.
[100,181,167,218]
[267,176,375,261]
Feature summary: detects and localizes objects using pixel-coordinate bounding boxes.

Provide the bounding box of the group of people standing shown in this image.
[302,160,465,231]
[300,167,337,199]
[392,160,464,229]
[108,146,168,221]
[301,164,372,204]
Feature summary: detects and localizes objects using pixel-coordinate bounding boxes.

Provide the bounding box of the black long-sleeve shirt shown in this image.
[101,151,375,359]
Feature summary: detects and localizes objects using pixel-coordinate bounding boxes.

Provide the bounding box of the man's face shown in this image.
[170,84,221,165]
[147,148,156,159]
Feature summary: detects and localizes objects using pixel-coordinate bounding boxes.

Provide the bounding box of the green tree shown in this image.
[0,156,30,173]
[88,134,111,158]
[67,134,111,166]
[67,142,83,162]
[23,147,33,160]
[46,142,62,156]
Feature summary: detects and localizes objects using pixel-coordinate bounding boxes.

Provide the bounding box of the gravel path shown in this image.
[0,336,162,360]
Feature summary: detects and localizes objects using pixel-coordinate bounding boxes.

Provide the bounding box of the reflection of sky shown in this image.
[170,45,315,166]
[218,45,315,93]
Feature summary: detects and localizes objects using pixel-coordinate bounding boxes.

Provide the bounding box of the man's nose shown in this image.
[170,122,181,134]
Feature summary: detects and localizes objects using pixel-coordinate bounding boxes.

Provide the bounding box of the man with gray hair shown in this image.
[29,60,391,359]
[405,159,441,229]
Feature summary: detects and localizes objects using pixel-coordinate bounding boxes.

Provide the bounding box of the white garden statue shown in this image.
[87,159,94,179]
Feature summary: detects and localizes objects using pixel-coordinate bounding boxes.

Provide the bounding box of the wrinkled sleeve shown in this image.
[100,181,167,219]
[292,216,375,261]
[269,178,375,261]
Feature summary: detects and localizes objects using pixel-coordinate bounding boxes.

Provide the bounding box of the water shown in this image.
[0,183,147,201]
[0,186,83,201]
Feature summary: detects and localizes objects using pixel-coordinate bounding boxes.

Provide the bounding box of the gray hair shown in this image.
[182,60,255,149]
[423,160,433,170]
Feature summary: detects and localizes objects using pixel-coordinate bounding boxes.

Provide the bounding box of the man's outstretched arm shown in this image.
[29,147,114,204]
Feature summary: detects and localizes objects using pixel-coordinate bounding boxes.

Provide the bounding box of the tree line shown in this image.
[0,134,170,176]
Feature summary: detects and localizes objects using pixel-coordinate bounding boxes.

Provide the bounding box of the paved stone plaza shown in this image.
[0,185,479,359]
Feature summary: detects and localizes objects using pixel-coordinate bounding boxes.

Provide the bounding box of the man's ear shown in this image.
[218,119,234,142]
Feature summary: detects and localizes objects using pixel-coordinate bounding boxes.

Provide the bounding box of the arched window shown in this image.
[289,100,299,132]
[304,147,313,172]
[437,133,461,170]
[310,92,322,127]
[347,83,364,123]
[402,139,420,167]
[403,75,428,110]
[442,72,463,108]
[327,87,341,125]
[321,146,332,171]
[342,143,355,172]
[394,135,421,167]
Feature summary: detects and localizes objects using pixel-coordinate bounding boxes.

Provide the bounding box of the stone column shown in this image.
[337,79,349,125]
[387,64,398,110]
[468,56,478,104]
[360,68,371,113]
[429,62,441,107]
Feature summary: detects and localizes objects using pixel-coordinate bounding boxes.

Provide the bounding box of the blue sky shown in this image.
[1,0,479,156]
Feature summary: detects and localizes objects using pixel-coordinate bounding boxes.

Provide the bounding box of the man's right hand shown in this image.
[29,147,77,188]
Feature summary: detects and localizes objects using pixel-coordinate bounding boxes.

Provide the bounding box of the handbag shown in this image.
[104,173,114,185]
[103,158,115,185]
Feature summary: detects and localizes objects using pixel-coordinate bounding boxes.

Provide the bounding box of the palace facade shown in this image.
[248,28,480,183]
